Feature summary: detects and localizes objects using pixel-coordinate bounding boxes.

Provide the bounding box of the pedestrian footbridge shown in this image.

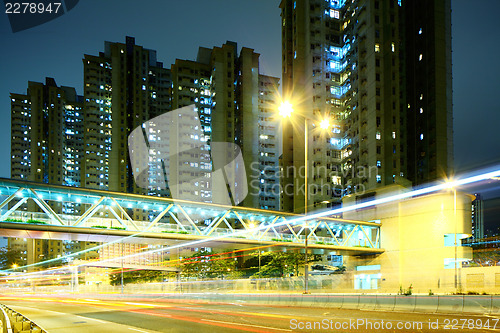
[0,179,383,255]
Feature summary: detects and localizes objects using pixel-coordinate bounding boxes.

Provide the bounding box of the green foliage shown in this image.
[428,289,434,295]
[249,251,322,278]
[399,284,413,295]
[110,226,126,230]
[334,265,346,274]
[180,249,237,279]
[26,219,48,224]
[109,270,166,286]
[271,238,292,242]
[0,247,23,270]
[162,230,189,234]
[91,225,108,229]
[5,218,22,223]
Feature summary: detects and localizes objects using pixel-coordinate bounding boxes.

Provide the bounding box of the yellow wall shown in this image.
[344,186,474,293]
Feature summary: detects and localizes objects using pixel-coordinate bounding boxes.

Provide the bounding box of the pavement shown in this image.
[0,295,499,332]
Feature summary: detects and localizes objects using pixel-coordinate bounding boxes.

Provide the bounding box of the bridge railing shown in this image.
[0,209,377,247]
[0,179,381,249]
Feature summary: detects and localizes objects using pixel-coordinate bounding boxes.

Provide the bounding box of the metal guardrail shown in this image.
[0,304,47,333]
[0,305,12,333]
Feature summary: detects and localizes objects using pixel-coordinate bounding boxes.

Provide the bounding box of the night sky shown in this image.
[0,0,499,191]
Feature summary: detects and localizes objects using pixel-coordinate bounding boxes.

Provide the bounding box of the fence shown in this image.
[0,304,47,333]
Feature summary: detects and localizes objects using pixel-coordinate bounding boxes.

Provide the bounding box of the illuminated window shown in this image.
[376,175,382,183]
[374,44,380,53]
[376,160,381,167]
[419,54,423,61]
[420,134,424,140]
[391,43,395,52]
[375,132,381,140]
[329,9,340,19]
[392,131,396,139]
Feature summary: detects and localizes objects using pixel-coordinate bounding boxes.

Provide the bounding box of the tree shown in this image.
[0,247,23,270]
[248,251,322,278]
[180,249,236,279]
[109,269,165,286]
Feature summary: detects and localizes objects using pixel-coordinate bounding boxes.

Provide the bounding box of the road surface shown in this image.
[0,295,498,332]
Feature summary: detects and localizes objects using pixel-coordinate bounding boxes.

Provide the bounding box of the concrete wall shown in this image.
[344,186,474,294]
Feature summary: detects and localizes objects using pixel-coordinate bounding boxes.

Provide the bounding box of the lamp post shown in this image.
[453,188,459,292]
[279,101,330,294]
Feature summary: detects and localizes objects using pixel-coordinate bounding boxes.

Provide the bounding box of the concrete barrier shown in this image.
[394,295,416,312]
[414,296,439,313]
[358,294,377,310]
[436,295,464,314]
[374,294,396,311]
[328,294,344,309]
[342,294,360,309]
[314,294,331,308]
[462,296,491,314]
[490,295,500,315]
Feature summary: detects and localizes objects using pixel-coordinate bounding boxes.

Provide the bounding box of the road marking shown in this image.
[77,316,106,324]
[125,302,156,307]
[128,328,150,333]
[201,319,292,332]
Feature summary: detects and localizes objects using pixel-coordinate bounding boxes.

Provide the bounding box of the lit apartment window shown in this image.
[392,131,396,139]
[376,132,381,140]
[419,54,423,61]
[375,44,380,53]
[391,43,395,52]
[376,175,382,183]
[330,9,339,19]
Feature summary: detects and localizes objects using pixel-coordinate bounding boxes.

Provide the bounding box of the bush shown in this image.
[26,219,48,225]
[5,218,22,223]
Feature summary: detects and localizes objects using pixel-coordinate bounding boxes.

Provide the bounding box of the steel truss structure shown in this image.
[0,179,381,250]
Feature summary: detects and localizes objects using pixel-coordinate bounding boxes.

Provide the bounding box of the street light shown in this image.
[278,101,331,214]
[279,101,331,294]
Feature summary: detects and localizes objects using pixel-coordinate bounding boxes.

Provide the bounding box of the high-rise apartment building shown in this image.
[279,0,452,213]
[83,36,172,196]
[11,37,280,211]
[471,193,484,240]
[170,42,280,209]
[11,78,83,188]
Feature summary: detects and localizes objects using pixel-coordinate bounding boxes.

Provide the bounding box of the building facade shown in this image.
[279,0,452,213]
[471,193,484,240]
[11,37,280,212]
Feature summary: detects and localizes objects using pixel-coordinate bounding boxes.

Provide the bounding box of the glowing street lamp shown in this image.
[320,118,330,130]
[279,101,293,118]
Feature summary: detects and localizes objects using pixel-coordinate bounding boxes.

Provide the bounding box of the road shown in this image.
[0,295,498,332]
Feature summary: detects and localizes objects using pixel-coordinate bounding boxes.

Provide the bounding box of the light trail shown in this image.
[96,167,500,265]
[5,167,500,282]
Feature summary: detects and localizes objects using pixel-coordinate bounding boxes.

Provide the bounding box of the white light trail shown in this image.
[5,167,500,281]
